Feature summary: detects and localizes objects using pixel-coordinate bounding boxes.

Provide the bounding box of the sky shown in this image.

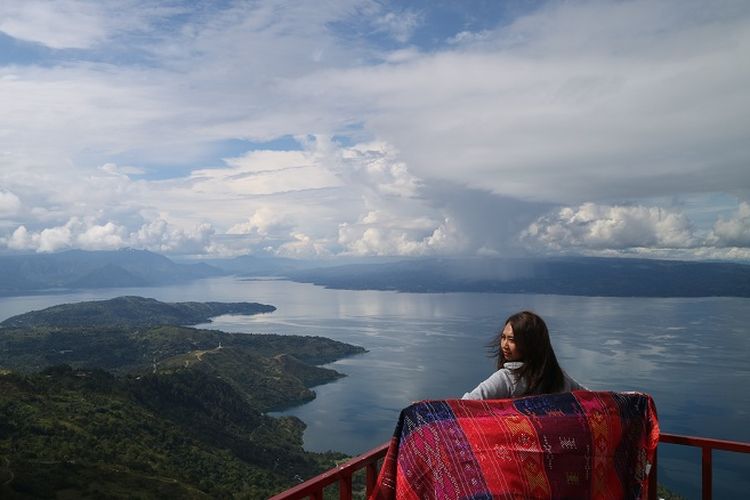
[0,0,748,261]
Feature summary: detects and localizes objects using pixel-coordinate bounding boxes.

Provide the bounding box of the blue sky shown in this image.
[0,0,748,260]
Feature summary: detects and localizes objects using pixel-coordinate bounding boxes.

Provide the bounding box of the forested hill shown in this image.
[0,298,367,498]
[0,296,276,328]
[0,366,345,498]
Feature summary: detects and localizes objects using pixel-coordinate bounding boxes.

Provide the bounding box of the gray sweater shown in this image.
[462,361,587,400]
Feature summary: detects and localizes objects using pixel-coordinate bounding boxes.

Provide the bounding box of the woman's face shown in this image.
[500,322,521,362]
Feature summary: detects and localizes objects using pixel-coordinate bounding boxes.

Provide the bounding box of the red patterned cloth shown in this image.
[370,391,658,500]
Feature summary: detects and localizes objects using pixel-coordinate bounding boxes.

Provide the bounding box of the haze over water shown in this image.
[1,276,748,499]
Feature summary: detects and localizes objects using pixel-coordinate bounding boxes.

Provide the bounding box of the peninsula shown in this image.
[0,297,366,498]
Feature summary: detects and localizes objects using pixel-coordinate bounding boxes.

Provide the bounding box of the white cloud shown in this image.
[338,216,465,256]
[77,221,126,250]
[0,189,21,216]
[193,149,342,196]
[522,203,698,252]
[130,219,215,255]
[2,217,214,255]
[0,0,185,50]
[1,136,444,258]
[13,218,127,253]
[339,141,421,197]
[0,0,108,49]
[277,232,332,258]
[447,30,492,45]
[290,0,750,203]
[6,225,35,251]
[227,207,289,236]
[37,222,74,253]
[373,10,421,43]
[710,202,750,247]
[100,163,145,176]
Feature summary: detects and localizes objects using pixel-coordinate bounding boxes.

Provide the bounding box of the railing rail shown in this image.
[271,433,750,500]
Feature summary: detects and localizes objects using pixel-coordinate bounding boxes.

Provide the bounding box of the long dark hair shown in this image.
[487,311,564,395]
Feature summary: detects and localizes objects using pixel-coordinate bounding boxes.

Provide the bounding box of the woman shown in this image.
[462,310,586,400]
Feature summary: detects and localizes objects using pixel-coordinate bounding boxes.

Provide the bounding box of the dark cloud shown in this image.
[420,180,552,257]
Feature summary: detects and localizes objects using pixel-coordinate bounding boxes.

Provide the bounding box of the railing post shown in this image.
[339,473,353,500]
[702,447,712,500]
[366,462,378,496]
[648,445,658,500]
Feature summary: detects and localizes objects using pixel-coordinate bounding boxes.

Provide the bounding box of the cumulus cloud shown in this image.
[5,218,125,253]
[131,219,215,255]
[0,190,21,216]
[227,207,289,236]
[3,217,215,255]
[338,215,465,256]
[76,222,127,250]
[6,226,35,251]
[522,203,698,252]
[709,202,750,247]
[1,134,461,258]
[338,141,421,197]
[277,232,332,258]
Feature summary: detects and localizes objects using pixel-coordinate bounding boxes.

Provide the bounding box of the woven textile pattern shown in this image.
[371,391,659,500]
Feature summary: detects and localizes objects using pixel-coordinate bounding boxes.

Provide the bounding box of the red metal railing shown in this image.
[269,442,389,500]
[271,433,750,500]
[649,432,750,500]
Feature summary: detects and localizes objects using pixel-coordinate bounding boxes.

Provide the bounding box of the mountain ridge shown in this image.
[0,249,225,296]
[286,256,750,297]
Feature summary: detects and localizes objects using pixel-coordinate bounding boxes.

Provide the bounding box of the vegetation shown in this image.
[0,366,345,498]
[0,295,276,329]
[658,484,687,500]
[157,347,345,410]
[0,297,367,498]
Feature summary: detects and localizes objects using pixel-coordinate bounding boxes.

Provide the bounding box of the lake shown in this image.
[1,276,748,499]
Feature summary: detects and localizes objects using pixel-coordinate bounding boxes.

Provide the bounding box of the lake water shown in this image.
[1,276,748,499]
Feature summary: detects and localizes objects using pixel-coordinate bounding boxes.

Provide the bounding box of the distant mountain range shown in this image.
[3,249,749,298]
[0,248,224,295]
[285,257,750,298]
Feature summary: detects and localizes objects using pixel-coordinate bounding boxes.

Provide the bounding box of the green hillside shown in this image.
[0,297,367,497]
[0,322,364,380]
[157,347,345,410]
[0,366,344,498]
